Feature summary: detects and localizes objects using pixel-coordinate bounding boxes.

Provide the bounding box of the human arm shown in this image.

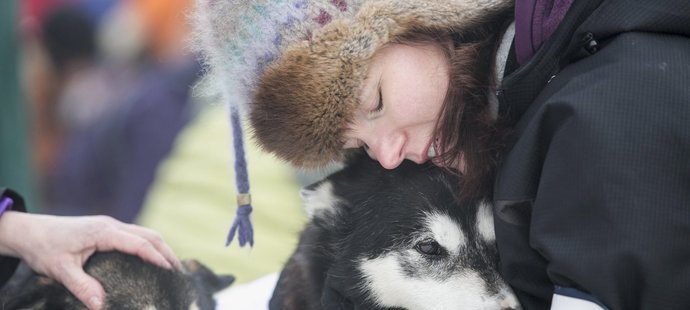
[0,190,181,309]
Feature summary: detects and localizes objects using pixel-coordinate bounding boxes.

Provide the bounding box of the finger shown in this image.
[56,264,105,310]
[96,229,172,270]
[122,224,181,269]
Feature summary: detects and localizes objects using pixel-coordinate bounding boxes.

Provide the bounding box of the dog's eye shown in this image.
[415,240,443,256]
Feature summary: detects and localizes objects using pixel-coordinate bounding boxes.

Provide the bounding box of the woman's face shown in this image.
[343,42,450,169]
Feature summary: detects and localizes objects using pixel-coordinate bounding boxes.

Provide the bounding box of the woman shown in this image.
[196,0,690,308]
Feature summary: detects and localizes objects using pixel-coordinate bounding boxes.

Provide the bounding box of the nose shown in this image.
[368,132,405,169]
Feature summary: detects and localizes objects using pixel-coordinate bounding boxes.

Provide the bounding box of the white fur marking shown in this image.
[425,212,465,252]
[300,181,339,219]
[359,255,502,310]
[476,202,496,242]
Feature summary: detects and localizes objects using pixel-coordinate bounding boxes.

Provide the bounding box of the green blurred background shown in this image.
[1,1,35,210]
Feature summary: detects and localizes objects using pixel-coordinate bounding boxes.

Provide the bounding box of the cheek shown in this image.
[343,115,379,148]
[406,88,445,121]
[428,89,447,119]
[391,96,435,123]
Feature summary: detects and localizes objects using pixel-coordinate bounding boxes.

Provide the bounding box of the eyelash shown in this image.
[369,89,383,118]
[374,89,384,112]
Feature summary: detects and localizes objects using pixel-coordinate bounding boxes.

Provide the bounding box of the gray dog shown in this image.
[0,251,234,309]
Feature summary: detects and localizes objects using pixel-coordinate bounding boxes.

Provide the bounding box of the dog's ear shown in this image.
[300,180,342,220]
[183,260,235,293]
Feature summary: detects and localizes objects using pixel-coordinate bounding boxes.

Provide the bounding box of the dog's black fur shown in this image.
[0,251,234,310]
[270,152,515,310]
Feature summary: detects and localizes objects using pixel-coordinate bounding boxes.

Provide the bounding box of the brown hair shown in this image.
[393,11,513,201]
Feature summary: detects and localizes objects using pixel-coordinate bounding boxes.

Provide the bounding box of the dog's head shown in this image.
[0,252,234,310]
[298,153,519,309]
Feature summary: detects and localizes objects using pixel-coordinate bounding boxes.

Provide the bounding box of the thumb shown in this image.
[58,266,106,310]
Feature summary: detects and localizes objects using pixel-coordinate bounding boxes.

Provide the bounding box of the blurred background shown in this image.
[0,0,313,286]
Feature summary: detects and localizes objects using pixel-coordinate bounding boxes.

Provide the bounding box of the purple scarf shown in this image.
[515,0,574,65]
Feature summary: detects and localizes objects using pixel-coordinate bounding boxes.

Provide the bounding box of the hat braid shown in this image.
[226,106,254,247]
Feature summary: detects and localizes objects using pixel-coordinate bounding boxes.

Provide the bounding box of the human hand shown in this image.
[0,212,181,309]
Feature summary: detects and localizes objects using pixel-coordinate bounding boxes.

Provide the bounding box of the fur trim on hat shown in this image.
[251,0,513,167]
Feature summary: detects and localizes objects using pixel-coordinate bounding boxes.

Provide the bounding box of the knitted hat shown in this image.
[192,0,367,117]
[192,0,512,246]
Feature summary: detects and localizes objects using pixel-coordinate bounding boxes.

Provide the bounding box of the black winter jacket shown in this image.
[494,0,690,309]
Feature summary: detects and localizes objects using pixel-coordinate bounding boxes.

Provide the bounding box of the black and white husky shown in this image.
[270,153,520,310]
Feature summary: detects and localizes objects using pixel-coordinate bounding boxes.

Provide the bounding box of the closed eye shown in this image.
[374,89,384,112]
[369,88,384,117]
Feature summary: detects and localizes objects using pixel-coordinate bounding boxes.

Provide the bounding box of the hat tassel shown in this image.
[226,106,254,247]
